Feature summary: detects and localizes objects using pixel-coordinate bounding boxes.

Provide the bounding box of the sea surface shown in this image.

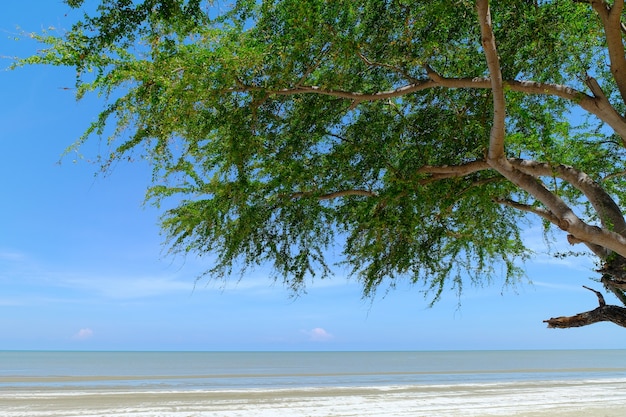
[1,349,625,392]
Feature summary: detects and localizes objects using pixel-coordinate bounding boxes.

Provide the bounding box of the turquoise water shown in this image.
[1,350,625,391]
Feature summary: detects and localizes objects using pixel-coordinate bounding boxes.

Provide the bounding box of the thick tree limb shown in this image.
[566,235,608,258]
[477,0,507,162]
[583,75,626,145]
[488,160,626,257]
[416,155,626,257]
[417,160,491,181]
[601,274,626,291]
[544,285,626,328]
[544,304,626,328]
[471,1,626,258]
[424,69,626,142]
[585,75,609,102]
[243,76,600,112]
[490,198,607,260]
[492,199,614,258]
[234,72,626,141]
[590,0,626,105]
[601,275,626,305]
[509,159,626,237]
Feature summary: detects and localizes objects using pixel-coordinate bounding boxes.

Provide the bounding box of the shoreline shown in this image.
[4,378,626,417]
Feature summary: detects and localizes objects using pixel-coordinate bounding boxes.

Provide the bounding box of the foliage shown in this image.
[16,0,626,321]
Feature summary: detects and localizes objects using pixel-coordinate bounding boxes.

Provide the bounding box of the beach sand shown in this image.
[3,379,626,417]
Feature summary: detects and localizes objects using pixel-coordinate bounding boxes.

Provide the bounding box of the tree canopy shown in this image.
[17,0,626,328]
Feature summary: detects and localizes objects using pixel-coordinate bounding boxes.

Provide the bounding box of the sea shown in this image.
[2,350,626,416]
[1,349,625,391]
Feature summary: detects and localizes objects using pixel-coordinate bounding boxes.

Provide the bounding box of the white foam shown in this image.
[4,379,626,417]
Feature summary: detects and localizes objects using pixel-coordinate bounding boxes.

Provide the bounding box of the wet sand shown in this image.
[3,379,626,417]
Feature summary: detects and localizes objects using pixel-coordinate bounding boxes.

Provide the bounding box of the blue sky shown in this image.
[1,2,625,351]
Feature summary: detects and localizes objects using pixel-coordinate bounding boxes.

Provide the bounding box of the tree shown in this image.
[16,0,626,328]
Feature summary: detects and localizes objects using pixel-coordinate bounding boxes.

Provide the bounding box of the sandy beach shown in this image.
[4,378,626,417]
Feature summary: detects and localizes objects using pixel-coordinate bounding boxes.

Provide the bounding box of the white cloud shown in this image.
[303,327,333,342]
[73,328,94,340]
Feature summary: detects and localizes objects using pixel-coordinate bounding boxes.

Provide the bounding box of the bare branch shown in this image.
[544,304,626,328]
[544,286,626,328]
[583,285,606,307]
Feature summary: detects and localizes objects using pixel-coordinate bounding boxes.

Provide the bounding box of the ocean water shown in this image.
[3,351,626,416]
[1,350,625,391]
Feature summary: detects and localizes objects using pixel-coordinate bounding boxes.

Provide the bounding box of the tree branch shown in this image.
[418,160,491,178]
[494,198,560,225]
[476,0,507,163]
[242,76,596,107]
[357,52,419,84]
[590,0,626,105]
[500,198,612,258]
[287,189,378,200]
[601,274,626,291]
[544,286,626,328]
[585,75,609,102]
[417,156,626,258]
[601,275,626,305]
[473,4,620,258]
[468,3,602,252]
[509,159,626,237]
[424,69,626,142]
[544,304,626,328]
[583,285,606,306]
[483,154,626,259]
[233,70,626,142]
[233,81,439,102]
